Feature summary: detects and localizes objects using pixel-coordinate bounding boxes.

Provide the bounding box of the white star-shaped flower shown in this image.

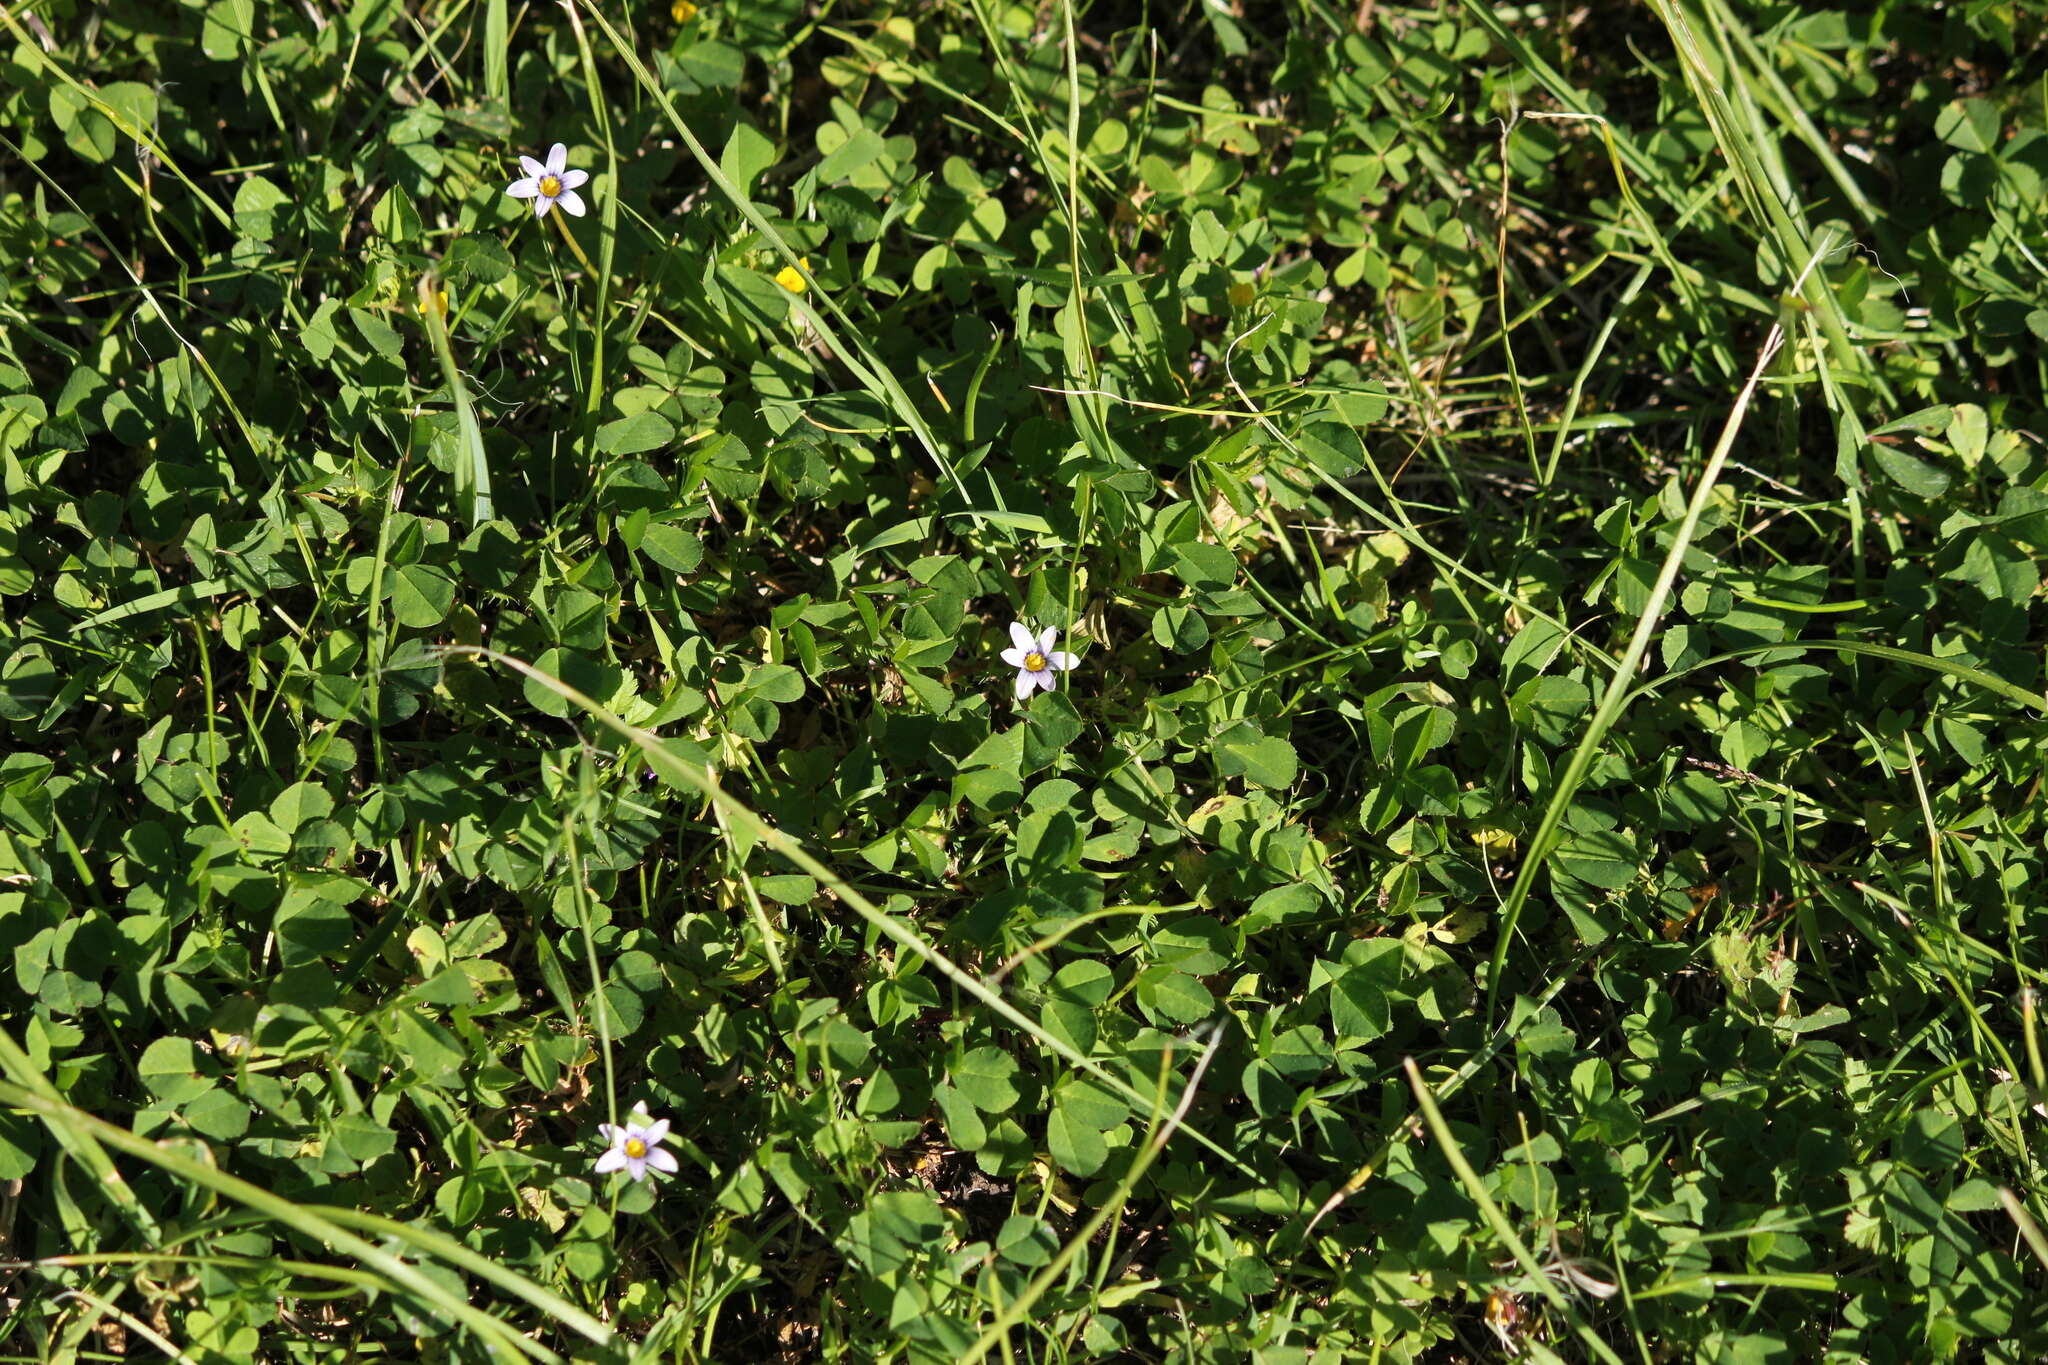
[506,142,588,219]
[593,1102,677,1182]
[1000,621,1077,700]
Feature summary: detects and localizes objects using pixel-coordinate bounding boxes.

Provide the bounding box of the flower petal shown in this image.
[506,177,540,198]
[1000,647,1028,667]
[1049,651,1077,670]
[1008,621,1035,652]
[534,195,553,218]
[1014,670,1039,700]
[630,1101,652,1118]
[597,1123,618,1142]
[519,155,548,179]
[546,142,568,176]
[556,189,586,217]
[1037,627,1060,654]
[559,168,589,190]
[641,1119,670,1145]
[648,1146,680,1173]
[624,1156,648,1181]
[594,1148,627,1174]
[1030,668,1057,692]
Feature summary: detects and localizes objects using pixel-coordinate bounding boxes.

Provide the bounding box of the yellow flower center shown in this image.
[624,1137,647,1158]
[538,174,562,198]
[672,0,698,19]
[1024,651,1046,672]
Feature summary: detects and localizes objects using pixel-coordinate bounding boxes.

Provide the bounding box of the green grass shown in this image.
[2,0,2047,1361]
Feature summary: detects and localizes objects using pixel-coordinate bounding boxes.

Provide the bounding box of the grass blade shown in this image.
[1482,305,1792,1021]
[442,645,1266,1186]
[417,276,494,526]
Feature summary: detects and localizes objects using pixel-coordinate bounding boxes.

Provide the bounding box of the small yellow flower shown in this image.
[415,280,449,317]
[671,0,697,20]
[1471,826,1518,854]
[774,257,811,294]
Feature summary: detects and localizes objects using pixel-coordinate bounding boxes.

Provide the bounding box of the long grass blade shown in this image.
[441,645,1265,1186]
[1481,306,1791,1021]
[417,276,495,526]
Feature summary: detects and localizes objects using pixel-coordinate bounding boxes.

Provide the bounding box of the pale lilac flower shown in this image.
[505,142,588,219]
[1000,622,1077,700]
[593,1102,676,1182]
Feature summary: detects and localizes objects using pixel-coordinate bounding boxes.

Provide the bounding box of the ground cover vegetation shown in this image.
[1,0,2046,1359]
